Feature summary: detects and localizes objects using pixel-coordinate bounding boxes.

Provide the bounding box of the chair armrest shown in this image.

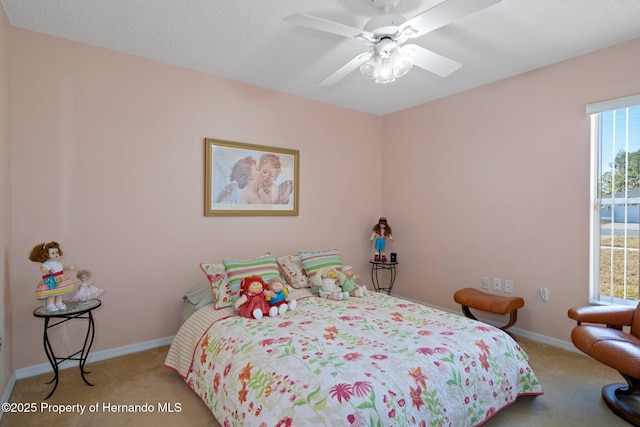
[568,305,636,327]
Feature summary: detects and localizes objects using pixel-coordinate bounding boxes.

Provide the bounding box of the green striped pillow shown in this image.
[222,254,280,298]
[298,249,343,279]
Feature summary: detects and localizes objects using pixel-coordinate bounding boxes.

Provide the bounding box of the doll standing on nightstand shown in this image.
[29,241,77,312]
[68,269,104,303]
[371,217,393,261]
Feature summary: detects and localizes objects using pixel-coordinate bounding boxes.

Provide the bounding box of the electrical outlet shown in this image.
[493,278,501,291]
[504,280,513,294]
[481,277,489,289]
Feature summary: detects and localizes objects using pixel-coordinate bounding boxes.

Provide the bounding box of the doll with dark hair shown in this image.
[29,241,76,312]
[68,269,104,303]
[371,217,393,261]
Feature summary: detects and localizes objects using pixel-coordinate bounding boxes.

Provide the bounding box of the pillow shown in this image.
[199,263,233,310]
[183,284,215,310]
[298,249,343,280]
[222,254,280,298]
[277,255,309,288]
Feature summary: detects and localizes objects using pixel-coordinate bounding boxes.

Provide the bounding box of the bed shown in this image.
[165,287,542,426]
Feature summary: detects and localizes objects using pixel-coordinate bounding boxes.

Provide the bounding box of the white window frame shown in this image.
[589,93,640,305]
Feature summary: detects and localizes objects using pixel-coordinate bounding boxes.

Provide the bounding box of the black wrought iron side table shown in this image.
[33,299,101,399]
[369,260,398,295]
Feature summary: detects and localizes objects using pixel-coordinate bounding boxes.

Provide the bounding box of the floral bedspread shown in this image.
[169,292,542,426]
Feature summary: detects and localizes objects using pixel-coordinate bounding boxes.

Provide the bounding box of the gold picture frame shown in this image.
[204,138,299,216]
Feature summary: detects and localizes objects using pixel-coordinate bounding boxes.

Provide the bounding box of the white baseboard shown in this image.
[13,335,174,380]
[508,326,580,353]
[0,371,17,422]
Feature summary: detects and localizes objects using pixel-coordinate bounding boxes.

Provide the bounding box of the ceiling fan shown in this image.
[285,0,501,85]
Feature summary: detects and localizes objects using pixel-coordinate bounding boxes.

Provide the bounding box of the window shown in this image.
[590,94,640,304]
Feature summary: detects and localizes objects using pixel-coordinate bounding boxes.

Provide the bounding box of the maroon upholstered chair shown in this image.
[568,304,640,425]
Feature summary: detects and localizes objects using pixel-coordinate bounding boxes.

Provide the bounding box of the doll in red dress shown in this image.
[234,275,276,319]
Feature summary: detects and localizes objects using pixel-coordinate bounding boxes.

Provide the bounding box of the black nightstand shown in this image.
[369,260,398,295]
[33,299,101,399]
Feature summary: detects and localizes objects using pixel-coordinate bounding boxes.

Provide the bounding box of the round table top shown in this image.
[33,299,102,317]
[369,260,398,265]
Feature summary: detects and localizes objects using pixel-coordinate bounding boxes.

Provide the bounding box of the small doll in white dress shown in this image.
[68,269,104,303]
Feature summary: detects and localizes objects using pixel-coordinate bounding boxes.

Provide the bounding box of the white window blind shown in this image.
[589,94,640,304]
[587,93,640,115]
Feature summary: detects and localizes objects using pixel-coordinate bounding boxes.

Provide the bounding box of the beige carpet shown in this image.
[0,337,631,426]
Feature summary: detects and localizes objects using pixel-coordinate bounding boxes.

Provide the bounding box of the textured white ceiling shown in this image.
[2,0,640,115]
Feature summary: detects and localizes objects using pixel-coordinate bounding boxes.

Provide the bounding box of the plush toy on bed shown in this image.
[266,277,297,315]
[29,241,77,312]
[340,266,366,297]
[234,275,278,319]
[310,267,349,301]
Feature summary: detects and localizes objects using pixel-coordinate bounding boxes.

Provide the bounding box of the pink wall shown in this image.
[7,20,640,371]
[383,37,640,340]
[8,28,383,369]
[0,4,12,394]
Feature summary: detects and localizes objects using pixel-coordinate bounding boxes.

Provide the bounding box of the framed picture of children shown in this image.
[204,138,299,216]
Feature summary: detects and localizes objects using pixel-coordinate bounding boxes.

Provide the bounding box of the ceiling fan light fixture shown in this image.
[390,47,412,78]
[287,0,502,87]
[360,47,412,83]
[374,58,396,84]
[360,54,382,80]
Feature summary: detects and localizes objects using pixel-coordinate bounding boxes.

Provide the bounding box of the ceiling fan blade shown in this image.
[404,44,461,77]
[285,13,374,40]
[319,52,372,86]
[400,0,501,39]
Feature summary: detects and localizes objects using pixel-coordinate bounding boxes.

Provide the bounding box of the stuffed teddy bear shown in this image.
[29,241,77,312]
[234,275,278,319]
[266,277,297,315]
[341,266,366,297]
[310,267,349,301]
